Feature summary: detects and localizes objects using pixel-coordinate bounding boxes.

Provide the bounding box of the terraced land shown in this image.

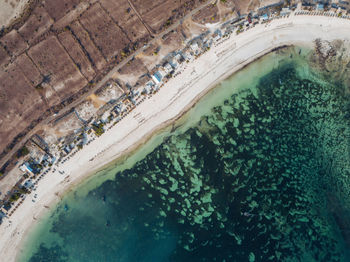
[0,0,220,173]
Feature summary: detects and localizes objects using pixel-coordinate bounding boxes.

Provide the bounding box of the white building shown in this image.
[170,59,178,69]
[19,163,33,174]
[281,8,291,16]
[101,111,110,123]
[174,53,183,64]
[163,63,173,74]
[151,69,166,85]
[152,72,162,85]
[190,42,200,54]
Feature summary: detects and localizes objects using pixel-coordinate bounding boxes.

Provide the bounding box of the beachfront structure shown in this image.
[63,145,71,155]
[261,13,269,21]
[317,3,325,10]
[169,58,178,70]
[163,63,174,75]
[0,210,5,224]
[190,42,200,55]
[101,111,110,123]
[174,53,184,64]
[338,1,350,10]
[23,180,34,190]
[213,32,222,42]
[281,8,292,16]
[144,81,155,94]
[19,163,34,174]
[152,71,165,85]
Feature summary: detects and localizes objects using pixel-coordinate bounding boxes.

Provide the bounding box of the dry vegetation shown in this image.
[79,3,130,62]
[28,35,87,99]
[69,20,107,72]
[0,0,237,172]
[192,2,220,24]
[99,0,150,44]
[132,0,204,33]
[58,30,96,82]
[0,29,28,57]
[0,62,45,155]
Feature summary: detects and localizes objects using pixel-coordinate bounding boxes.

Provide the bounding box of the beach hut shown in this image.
[151,71,164,85]
[316,4,324,11]
[260,14,269,22]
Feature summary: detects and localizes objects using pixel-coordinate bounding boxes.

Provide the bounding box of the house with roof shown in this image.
[190,42,200,55]
[152,70,165,85]
[281,7,291,15]
[260,13,269,22]
[163,63,174,75]
[23,179,34,189]
[19,162,34,174]
[174,53,184,64]
[316,3,325,10]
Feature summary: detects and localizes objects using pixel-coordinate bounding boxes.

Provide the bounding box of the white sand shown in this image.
[1,14,350,262]
[0,0,30,28]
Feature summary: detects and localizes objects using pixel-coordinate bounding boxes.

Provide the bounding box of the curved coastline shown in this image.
[1,13,350,262]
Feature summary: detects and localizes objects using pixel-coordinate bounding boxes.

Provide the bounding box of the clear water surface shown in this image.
[19,47,350,262]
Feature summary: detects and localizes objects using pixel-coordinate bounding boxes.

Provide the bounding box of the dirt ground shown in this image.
[43,0,80,22]
[69,20,107,72]
[99,0,150,43]
[18,6,53,45]
[117,57,149,86]
[0,62,46,155]
[28,36,87,100]
[131,0,202,33]
[0,29,27,56]
[0,0,30,28]
[192,2,220,24]
[58,30,96,82]
[15,52,42,86]
[0,0,223,171]
[79,3,130,62]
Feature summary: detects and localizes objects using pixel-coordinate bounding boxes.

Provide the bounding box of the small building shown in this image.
[19,163,34,174]
[316,3,324,10]
[163,63,173,75]
[146,80,155,88]
[0,210,6,224]
[101,111,110,123]
[212,29,223,42]
[281,8,291,15]
[260,13,269,22]
[51,156,57,164]
[23,179,34,189]
[190,42,200,55]
[169,58,178,69]
[152,71,164,85]
[111,110,119,118]
[63,145,71,155]
[174,53,184,64]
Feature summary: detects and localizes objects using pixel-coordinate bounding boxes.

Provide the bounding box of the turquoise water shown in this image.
[20,47,350,261]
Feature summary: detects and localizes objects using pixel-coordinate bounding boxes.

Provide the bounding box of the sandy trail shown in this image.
[1,14,350,262]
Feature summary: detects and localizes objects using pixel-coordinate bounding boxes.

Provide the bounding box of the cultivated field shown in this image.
[0,0,223,174]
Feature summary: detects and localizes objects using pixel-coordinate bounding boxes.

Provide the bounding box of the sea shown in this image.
[19,46,350,262]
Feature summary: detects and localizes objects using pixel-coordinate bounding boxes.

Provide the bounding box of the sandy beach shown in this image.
[2,13,350,262]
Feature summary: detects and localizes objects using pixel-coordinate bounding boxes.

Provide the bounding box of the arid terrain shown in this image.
[0,0,255,182]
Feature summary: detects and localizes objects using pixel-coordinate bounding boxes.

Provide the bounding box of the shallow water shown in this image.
[20,47,350,262]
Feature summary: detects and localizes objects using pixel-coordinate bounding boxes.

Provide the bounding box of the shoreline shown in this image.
[2,14,350,262]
